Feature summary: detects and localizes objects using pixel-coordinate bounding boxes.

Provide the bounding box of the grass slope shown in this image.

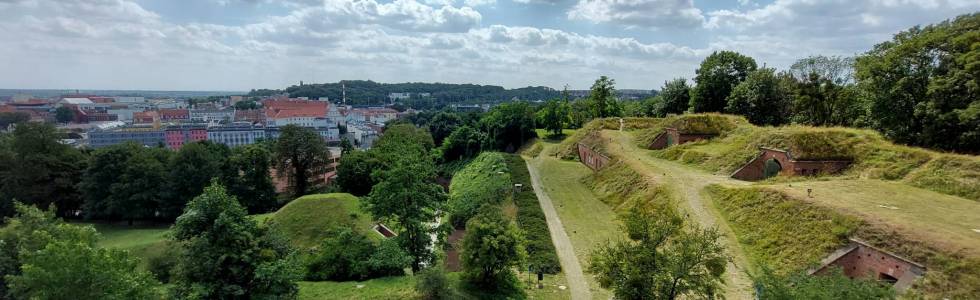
[446,152,511,227]
[629,114,980,201]
[706,185,980,298]
[505,153,560,274]
[267,193,378,250]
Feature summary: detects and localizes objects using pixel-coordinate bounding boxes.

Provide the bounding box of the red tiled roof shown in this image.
[263,99,327,119]
[0,105,14,113]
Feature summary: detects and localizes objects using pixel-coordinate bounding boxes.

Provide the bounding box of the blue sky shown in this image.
[0,0,976,91]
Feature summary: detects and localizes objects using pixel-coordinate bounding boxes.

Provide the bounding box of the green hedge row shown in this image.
[504,154,561,274]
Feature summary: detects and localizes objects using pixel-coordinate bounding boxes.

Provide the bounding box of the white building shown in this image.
[208,123,267,147]
[190,108,235,124]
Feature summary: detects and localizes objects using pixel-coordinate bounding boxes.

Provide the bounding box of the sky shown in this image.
[0,0,976,91]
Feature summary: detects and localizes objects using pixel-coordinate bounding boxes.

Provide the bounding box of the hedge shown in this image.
[504,154,561,274]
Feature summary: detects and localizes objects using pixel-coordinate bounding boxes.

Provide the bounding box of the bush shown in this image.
[505,154,561,274]
[753,266,895,299]
[415,267,457,300]
[145,242,181,283]
[305,228,410,281]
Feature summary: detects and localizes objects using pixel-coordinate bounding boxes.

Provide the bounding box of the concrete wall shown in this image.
[577,143,610,171]
[731,148,852,181]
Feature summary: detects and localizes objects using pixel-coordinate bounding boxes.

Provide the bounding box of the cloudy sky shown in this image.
[0,0,976,91]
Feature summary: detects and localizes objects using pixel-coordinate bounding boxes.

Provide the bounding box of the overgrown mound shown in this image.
[556,118,660,160]
[903,155,980,200]
[446,152,511,227]
[706,185,980,298]
[633,114,745,145]
[584,159,673,213]
[266,193,377,250]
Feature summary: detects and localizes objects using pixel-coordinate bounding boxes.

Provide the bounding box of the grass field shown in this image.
[298,276,418,300]
[529,150,619,299]
[266,193,379,249]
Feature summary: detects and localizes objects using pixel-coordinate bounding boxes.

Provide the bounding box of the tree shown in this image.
[171,181,301,299]
[436,126,484,162]
[856,13,980,152]
[480,102,536,152]
[427,111,463,145]
[588,205,727,300]
[234,100,259,110]
[416,267,457,300]
[588,76,622,118]
[0,112,30,130]
[362,159,447,272]
[461,208,526,290]
[538,98,569,136]
[788,56,863,126]
[228,144,277,214]
[273,125,331,199]
[54,106,74,123]
[1,203,162,300]
[0,122,85,218]
[339,137,354,155]
[336,150,382,196]
[725,68,794,126]
[690,51,758,113]
[657,78,692,116]
[162,141,232,220]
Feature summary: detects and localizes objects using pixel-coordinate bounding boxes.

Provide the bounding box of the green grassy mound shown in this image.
[706,185,980,298]
[298,276,417,300]
[555,118,660,160]
[627,114,979,201]
[584,159,674,213]
[446,152,511,227]
[267,193,378,250]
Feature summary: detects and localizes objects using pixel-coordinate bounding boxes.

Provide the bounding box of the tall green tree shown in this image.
[273,125,331,199]
[461,208,526,290]
[363,158,447,272]
[436,125,484,162]
[335,150,382,196]
[588,76,622,118]
[480,102,536,152]
[789,56,863,126]
[0,122,85,218]
[726,68,794,126]
[690,51,758,113]
[162,141,232,220]
[1,203,162,300]
[427,111,463,145]
[0,112,30,130]
[856,13,980,152]
[657,78,692,116]
[54,106,74,123]
[171,182,301,299]
[588,205,727,300]
[537,98,566,136]
[228,144,277,214]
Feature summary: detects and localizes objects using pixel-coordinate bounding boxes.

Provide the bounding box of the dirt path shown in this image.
[525,159,593,300]
[601,130,756,299]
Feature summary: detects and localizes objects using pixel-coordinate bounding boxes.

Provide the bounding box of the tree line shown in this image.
[538,13,979,153]
[248,80,561,107]
[0,123,333,221]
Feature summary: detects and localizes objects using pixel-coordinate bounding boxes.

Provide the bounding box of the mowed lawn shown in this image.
[758,178,980,258]
[529,150,620,299]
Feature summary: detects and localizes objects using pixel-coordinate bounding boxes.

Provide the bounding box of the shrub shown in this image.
[505,154,561,274]
[415,267,457,300]
[305,228,410,281]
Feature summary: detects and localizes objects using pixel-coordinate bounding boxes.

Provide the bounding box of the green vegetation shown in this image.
[298,277,419,300]
[0,122,85,218]
[588,205,727,300]
[903,155,980,200]
[753,267,895,300]
[461,208,526,292]
[274,124,332,198]
[690,51,758,113]
[305,228,410,281]
[704,185,858,274]
[267,193,377,250]
[262,80,560,107]
[585,158,673,212]
[446,152,510,227]
[505,154,560,274]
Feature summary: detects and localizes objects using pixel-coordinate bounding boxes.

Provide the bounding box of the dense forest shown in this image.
[248,81,561,105]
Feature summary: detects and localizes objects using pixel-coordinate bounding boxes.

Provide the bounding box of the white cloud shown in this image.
[567,0,704,29]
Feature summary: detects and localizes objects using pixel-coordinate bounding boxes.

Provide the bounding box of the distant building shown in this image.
[190,108,234,124]
[265,126,339,143]
[234,109,266,124]
[264,99,329,127]
[208,123,267,147]
[165,124,208,149]
[159,109,190,122]
[88,127,165,148]
[133,111,159,124]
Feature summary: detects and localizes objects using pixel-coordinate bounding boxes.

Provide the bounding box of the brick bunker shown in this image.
[809,239,925,292]
[577,143,610,171]
[730,147,851,181]
[648,127,717,149]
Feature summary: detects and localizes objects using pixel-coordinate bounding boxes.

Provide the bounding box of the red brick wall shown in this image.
[577,143,610,171]
[648,128,715,150]
[648,132,669,149]
[731,148,852,180]
[815,243,925,290]
[790,160,852,176]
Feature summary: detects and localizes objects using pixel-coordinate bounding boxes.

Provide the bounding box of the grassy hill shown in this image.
[560,114,979,201]
[265,193,379,250]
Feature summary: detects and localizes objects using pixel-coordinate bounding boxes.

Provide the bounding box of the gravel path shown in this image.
[602,130,756,299]
[525,159,593,300]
